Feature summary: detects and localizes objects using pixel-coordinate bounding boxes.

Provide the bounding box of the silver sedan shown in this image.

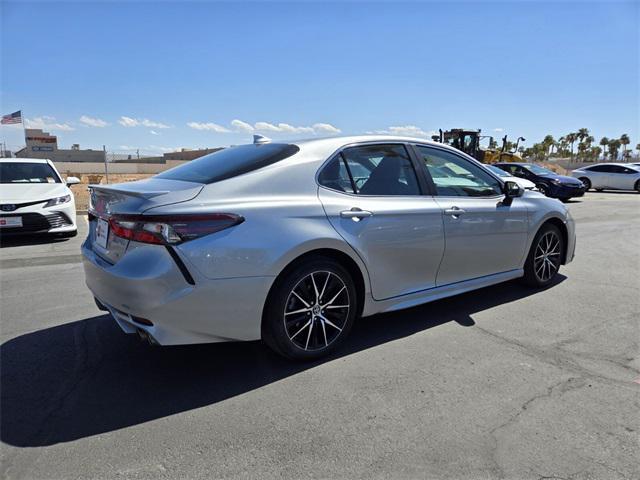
[82,135,576,360]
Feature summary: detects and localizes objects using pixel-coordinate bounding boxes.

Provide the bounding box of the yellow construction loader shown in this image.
[432,129,524,164]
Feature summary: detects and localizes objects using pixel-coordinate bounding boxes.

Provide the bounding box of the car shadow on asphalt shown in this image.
[0,234,71,248]
[1,275,565,447]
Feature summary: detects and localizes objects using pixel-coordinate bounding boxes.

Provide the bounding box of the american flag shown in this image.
[1,111,22,125]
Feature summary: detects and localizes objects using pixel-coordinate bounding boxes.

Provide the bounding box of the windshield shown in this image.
[524,164,555,175]
[0,162,61,184]
[156,143,300,184]
[487,165,510,177]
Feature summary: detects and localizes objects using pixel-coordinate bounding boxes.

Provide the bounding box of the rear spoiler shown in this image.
[88,184,170,200]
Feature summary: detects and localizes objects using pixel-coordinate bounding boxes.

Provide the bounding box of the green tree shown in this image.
[542,135,555,157]
[608,139,621,161]
[620,134,630,161]
[566,132,578,160]
[599,137,609,161]
[591,146,602,162]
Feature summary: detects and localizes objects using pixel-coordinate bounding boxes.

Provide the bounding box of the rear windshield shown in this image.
[156,143,300,184]
[0,162,61,184]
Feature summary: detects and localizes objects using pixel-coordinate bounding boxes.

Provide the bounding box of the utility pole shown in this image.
[103,145,109,184]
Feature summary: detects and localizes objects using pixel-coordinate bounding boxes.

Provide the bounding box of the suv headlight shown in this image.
[44,194,71,208]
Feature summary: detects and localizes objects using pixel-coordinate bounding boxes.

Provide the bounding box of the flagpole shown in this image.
[22,110,27,152]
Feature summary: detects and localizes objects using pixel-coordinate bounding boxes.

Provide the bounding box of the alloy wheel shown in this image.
[534,231,561,282]
[283,271,350,351]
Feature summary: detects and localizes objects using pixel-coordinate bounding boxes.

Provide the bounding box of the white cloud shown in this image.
[188,119,342,136]
[187,121,230,133]
[313,123,341,134]
[493,128,504,133]
[25,116,74,131]
[119,116,170,128]
[118,116,139,127]
[254,121,281,132]
[231,119,254,132]
[149,130,159,135]
[141,118,170,129]
[369,125,435,138]
[79,115,108,127]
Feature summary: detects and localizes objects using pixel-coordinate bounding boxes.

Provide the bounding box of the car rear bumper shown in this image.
[81,238,274,344]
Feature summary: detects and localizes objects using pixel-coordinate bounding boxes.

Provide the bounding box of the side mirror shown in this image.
[66,176,81,186]
[502,180,523,206]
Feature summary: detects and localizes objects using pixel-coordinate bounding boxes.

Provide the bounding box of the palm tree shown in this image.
[577,128,590,143]
[591,146,602,162]
[620,134,630,162]
[566,133,578,161]
[599,137,609,160]
[542,135,555,157]
[608,139,621,161]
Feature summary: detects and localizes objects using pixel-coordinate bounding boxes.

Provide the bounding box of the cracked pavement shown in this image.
[1,192,639,479]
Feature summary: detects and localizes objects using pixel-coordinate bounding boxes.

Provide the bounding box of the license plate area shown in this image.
[0,216,23,228]
[95,218,109,249]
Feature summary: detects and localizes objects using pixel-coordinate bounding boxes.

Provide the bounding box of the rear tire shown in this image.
[635,180,640,193]
[521,223,564,288]
[262,257,357,361]
[579,177,591,190]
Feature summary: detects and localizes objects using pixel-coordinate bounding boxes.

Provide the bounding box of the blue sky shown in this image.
[1,1,638,154]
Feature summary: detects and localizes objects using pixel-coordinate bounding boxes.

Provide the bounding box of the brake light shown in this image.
[109,213,243,245]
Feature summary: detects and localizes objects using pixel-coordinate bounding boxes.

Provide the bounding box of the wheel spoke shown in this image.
[292,290,311,308]
[290,320,311,340]
[285,307,310,316]
[325,305,349,309]
[321,315,343,332]
[319,273,330,303]
[304,320,314,350]
[320,319,328,346]
[323,286,346,307]
[310,273,320,303]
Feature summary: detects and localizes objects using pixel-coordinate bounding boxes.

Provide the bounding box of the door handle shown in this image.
[340,208,373,221]
[444,207,466,217]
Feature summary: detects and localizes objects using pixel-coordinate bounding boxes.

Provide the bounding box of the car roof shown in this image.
[0,158,51,164]
[291,135,446,152]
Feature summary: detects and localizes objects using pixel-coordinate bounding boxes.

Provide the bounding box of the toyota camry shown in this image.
[82,135,575,360]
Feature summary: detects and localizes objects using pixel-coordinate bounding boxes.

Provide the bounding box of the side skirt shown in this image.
[363,269,524,316]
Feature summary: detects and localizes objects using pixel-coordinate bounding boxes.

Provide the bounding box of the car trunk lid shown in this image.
[88,178,203,263]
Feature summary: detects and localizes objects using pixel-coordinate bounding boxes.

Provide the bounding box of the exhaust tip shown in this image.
[136,328,159,346]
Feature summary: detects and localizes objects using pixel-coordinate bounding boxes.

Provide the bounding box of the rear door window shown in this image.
[318,144,421,196]
[156,143,299,184]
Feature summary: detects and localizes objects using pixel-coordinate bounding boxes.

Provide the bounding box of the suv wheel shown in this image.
[262,257,357,360]
[522,224,564,288]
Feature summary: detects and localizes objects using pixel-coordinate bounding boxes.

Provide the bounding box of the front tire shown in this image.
[522,224,564,288]
[262,257,357,361]
[537,184,550,197]
[635,180,640,193]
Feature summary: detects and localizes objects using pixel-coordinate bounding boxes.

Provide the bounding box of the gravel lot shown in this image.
[1,192,639,480]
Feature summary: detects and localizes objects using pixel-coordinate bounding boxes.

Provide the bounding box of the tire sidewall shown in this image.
[263,257,358,361]
[579,177,591,190]
[523,224,564,288]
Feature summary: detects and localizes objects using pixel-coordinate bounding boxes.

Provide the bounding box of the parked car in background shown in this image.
[0,158,79,237]
[571,163,640,192]
[485,164,537,191]
[495,162,586,201]
[82,135,575,361]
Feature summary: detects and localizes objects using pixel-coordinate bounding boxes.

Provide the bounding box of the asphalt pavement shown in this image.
[1,192,639,480]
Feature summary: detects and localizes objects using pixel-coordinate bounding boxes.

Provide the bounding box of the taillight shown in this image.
[109,213,243,245]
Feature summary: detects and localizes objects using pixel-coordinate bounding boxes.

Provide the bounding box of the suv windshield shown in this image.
[0,162,61,184]
[156,143,300,184]
[524,164,554,175]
